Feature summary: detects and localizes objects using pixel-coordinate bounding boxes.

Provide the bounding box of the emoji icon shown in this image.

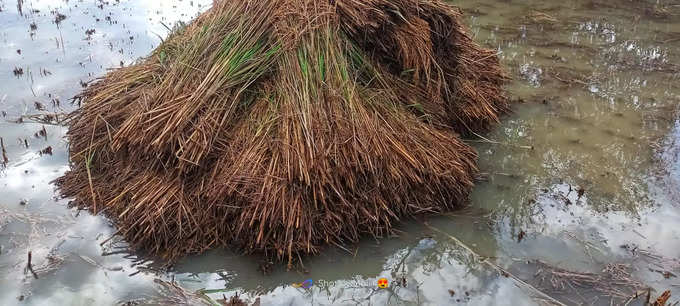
[301,279,313,289]
[377,278,388,289]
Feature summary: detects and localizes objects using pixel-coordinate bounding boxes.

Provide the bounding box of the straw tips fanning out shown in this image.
[55,0,511,264]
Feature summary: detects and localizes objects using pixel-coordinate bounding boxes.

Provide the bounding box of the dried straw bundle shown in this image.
[56,0,509,263]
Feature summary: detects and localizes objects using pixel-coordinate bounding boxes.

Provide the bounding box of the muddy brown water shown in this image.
[1,0,680,305]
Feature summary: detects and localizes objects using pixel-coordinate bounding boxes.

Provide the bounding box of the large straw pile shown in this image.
[56,0,509,263]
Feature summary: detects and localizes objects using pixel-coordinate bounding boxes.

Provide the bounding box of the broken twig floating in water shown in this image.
[26,251,39,279]
[99,230,121,247]
[654,290,671,306]
[463,131,534,150]
[1,137,7,166]
[19,113,68,126]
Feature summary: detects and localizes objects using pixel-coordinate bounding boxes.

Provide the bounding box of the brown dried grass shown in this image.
[55,0,510,264]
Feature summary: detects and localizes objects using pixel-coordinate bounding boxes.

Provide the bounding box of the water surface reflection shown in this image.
[1,0,679,305]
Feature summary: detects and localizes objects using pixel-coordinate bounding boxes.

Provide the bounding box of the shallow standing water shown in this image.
[1,0,679,305]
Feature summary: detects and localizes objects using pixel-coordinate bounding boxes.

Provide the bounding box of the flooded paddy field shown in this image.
[1,0,679,305]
